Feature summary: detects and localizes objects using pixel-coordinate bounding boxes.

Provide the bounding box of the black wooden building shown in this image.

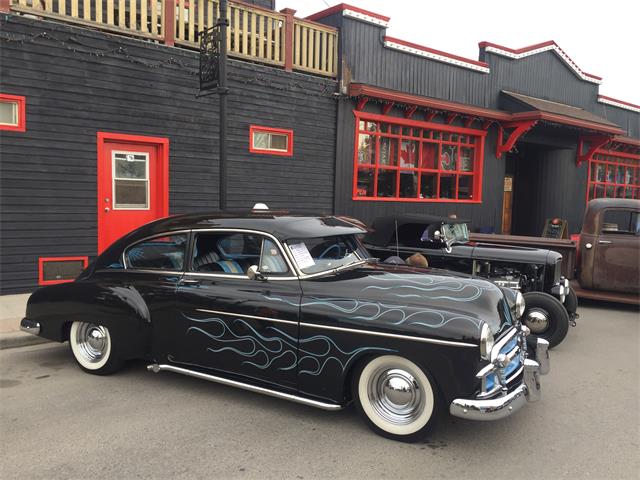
[1,1,638,294]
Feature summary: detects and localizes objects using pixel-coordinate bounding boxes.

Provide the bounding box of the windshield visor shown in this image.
[286,235,368,275]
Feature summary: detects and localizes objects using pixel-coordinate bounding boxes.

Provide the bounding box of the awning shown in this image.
[501,91,623,135]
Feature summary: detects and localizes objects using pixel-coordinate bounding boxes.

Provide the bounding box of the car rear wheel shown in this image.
[352,355,440,442]
[522,292,570,349]
[69,321,123,375]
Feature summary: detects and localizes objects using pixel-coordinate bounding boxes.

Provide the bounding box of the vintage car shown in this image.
[574,198,640,304]
[364,214,576,348]
[20,210,550,442]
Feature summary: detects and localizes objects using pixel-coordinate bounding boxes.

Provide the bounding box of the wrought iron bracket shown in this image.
[199,26,221,92]
[496,120,538,158]
[576,135,611,166]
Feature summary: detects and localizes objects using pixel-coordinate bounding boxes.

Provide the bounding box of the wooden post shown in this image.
[0,0,11,13]
[280,8,295,72]
[164,0,176,46]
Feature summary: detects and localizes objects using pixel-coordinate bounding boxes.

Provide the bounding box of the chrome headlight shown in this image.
[480,323,494,360]
[514,291,526,319]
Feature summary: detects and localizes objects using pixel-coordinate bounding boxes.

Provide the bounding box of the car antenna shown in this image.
[395,219,400,259]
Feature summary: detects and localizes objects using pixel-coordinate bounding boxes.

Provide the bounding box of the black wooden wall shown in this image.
[0,14,337,293]
[319,12,639,231]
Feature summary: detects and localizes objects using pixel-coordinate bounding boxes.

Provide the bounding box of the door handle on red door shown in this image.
[104,207,110,212]
[598,240,612,245]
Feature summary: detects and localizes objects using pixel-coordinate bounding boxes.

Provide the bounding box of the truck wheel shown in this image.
[352,355,441,443]
[522,292,570,349]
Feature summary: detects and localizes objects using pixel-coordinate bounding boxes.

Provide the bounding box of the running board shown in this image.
[147,364,343,411]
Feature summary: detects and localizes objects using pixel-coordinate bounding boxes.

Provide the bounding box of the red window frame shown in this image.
[586,149,640,203]
[38,256,89,286]
[0,93,26,132]
[352,111,486,203]
[249,125,294,157]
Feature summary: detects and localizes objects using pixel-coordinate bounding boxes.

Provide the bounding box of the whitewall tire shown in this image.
[69,321,123,375]
[353,355,440,442]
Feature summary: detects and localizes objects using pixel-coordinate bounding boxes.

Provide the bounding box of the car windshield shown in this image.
[286,235,369,275]
[441,222,469,243]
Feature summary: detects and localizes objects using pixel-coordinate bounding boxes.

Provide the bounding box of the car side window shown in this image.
[125,234,187,271]
[601,210,639,235]
[191,232,289,276]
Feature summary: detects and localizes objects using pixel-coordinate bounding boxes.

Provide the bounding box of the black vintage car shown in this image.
[20,211,550,442]
[364,214,577,348]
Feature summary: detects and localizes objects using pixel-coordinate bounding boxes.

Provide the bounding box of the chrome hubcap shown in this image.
[368,368,424,425]
[524,308,550,334]
[75,323,109,363]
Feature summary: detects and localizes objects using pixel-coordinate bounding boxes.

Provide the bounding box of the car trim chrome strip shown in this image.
[299,322,477,347]
[184,271,299,281]
[147,364,343,411]
[195,308,299,326]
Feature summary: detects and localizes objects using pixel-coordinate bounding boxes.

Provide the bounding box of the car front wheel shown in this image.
[522,292,570,349]
[352,355,440,442]
[69,321,123,375]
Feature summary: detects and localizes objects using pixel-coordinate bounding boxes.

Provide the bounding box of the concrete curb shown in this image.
[0,331,51,350]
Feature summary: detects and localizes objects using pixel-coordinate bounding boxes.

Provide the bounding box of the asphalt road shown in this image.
[1,301,638,480]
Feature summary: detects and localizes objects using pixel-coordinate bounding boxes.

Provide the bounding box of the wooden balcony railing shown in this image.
[6,0,338,77]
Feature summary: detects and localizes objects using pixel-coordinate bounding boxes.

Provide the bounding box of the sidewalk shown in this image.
[0,293,49,349]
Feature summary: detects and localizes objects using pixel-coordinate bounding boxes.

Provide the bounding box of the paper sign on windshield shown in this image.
[289,242,315,269]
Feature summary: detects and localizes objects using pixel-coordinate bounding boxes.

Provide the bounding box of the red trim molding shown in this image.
[597,95,640,113]
[249,125,294,157]
[496,121,538,159]
[348,84,625,136]
[0,93,26,132]
[479,40,602,84]
[385,37,490,73]
[38,256,89,286]
[306,3,390,26]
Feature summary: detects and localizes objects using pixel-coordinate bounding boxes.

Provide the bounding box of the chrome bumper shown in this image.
[450,337,550,421]
[20,318,41,336]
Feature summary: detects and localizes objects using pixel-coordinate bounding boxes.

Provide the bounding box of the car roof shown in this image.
[364,214,468,247]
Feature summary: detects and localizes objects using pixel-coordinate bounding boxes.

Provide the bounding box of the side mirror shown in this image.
[247,265,265,281]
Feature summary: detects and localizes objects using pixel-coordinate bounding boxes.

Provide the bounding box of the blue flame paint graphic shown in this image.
[181,314,394,376]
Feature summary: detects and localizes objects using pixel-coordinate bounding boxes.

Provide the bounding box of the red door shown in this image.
[97,133,169,253]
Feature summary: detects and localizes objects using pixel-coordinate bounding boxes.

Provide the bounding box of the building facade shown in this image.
[1,1,638,294]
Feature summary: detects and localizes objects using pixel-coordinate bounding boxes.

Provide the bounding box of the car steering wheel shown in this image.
[318,244,342,259]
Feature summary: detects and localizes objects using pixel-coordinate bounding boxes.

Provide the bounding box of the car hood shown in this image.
[296,262,513,342]
[448,242,561,264]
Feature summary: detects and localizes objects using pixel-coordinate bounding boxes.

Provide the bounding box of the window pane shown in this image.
[593,163,605,182]
[260,239,288,274]
[606,165,615,183]
[115,155,147,179]
[616,166,625,184]
[269,133,288,151]
[253,132,269,149]
[357,134,376,165]
[379,137,398,166]
[420,173,437,199]
[400,140,418,168]
[114,180,148,208]
[440,145,457,171]
[0,101,18,125]
[399,171,418,198]
[377,170,397,197]
[459,147,474,172]
[440,175,455,199]
[356,168,374,197]
[458,175,474,200]
[421,143,437,169]
[127,234,187,270]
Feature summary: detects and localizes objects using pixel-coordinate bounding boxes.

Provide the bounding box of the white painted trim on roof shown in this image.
[484,45,602,85]
[343,9,389,28]
[384,40,490,73]
[597,97,640,113]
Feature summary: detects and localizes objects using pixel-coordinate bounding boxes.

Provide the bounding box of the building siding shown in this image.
[0,14,337,293]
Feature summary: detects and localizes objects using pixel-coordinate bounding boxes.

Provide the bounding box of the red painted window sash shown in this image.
[38,256,89,286]
[249,125,294,157]
[352,111,485,203]
[0,93,26,132]
[586,148,640,202]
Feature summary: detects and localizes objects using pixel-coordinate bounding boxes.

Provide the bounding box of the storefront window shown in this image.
[353,112,485,202]
[587,150,640,202]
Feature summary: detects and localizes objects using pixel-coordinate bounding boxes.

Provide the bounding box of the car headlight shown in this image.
[480,323,494,360]
[514,291,526,319]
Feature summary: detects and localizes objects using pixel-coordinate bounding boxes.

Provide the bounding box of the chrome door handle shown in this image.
[598,240,612,245]
[585,243,592,249]
[180,279,201,286]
